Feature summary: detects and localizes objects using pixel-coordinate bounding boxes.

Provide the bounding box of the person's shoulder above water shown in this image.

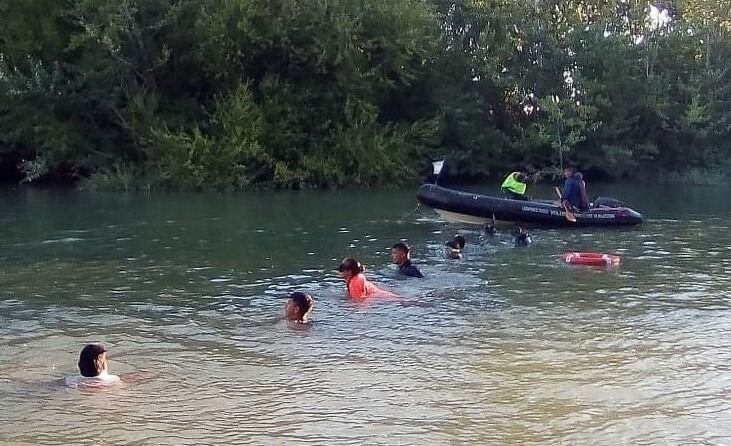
[65,372,121,389]
[398,260,424,278]
[66,343,155,389]
[391,242,424,278]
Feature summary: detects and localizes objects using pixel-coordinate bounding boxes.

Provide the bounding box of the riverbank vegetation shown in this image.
[1,0,729,189]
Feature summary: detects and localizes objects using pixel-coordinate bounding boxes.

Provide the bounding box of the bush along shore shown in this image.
[1,0,729,190]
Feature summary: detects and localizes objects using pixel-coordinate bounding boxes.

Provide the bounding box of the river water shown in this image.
[1,183,730,445]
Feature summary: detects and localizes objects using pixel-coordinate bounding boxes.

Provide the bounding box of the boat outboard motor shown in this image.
[593,197,625,208]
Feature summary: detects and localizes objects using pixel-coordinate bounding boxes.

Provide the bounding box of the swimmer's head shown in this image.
[452,235,466,250]
[512,226,531,247]
[284,292,314,323]
[445,236,464,259]
[390,242,411,265]
[338,258,364,279]
[78,343,109,377]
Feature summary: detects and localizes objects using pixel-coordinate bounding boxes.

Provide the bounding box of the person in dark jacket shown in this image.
[390,242,424,278]
[561,166,590,211]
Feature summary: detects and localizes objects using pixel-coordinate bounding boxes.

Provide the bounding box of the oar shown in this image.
[554,187,577,222]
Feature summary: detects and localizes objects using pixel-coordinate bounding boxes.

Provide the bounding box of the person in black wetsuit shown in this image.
[512,226,532,247]
[390,242,424,278]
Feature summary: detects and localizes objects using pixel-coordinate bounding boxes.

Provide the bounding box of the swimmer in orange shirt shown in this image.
[338,258,397,299]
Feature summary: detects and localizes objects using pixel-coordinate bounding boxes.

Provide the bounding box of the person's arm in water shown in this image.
[119,371,156,384]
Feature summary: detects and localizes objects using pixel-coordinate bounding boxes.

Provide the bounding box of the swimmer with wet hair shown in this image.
[512,226,532,247]
[390,242,424,278]
[284,292,314,323]
[338,258,397,299]
[445,234,466,259]
[66,343,121,388]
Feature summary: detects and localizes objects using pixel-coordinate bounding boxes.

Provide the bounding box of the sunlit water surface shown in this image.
[1,183,730,445]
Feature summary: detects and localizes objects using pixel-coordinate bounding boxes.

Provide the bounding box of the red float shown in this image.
[562,252,620,267]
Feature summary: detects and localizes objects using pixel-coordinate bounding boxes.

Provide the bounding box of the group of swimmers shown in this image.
[68,228,533,388]
[284,228,531,323]
[63,167,605,389]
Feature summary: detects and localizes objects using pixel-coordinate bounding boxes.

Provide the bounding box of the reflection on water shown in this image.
[1,185,730,445]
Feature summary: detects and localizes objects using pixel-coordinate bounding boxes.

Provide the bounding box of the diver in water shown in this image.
[445,235,466,259]
[485,214,498,237]
[481,215,498,245]
[483,223,497,237]
[390,242,424,278]
[512,226,532,247]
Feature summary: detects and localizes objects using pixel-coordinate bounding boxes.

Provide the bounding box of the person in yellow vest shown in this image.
[500,171,529,200]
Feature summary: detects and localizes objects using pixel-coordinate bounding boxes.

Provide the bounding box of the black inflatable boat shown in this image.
[417,184,643,227]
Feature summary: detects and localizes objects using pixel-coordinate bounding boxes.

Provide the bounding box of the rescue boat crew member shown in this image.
[500,171,529,200]
[561,166,590,212]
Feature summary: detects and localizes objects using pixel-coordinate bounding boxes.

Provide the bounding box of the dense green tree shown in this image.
[0,0,729,188]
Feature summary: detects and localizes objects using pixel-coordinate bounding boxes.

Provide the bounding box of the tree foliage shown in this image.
[0,0,729,188]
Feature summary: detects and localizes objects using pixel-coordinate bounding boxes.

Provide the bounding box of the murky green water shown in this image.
[1,183,730,445]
